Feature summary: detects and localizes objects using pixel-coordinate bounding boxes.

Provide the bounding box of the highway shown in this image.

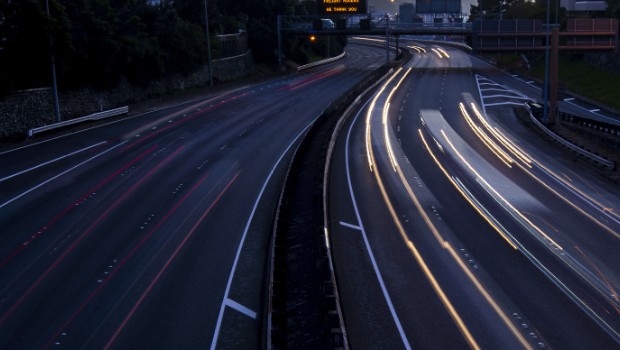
[0,43,387,349]
[327,42,620,349]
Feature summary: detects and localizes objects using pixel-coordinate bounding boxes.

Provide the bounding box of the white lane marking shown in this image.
[339,221,362,231]
[485,102,529,107]
[563,99,619,123]
[589,109,600,113]
[0,86,257,156]
[0,141,107,183]
[210,116,318,350]
[564,97,575,101]
[225,298,257,319]
[526,80,534,84]
[0,141,127,210]
[345,99,412,350]
[482,94,531,101]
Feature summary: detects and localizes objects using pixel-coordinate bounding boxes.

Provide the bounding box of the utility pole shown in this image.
[386,14,390,65]
[543,0,551,124]
[204,0,213,86]
[45,0,61,123]
[277,15,283,68]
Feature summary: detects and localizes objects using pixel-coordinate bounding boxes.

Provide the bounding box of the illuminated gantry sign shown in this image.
[317,0,368,15]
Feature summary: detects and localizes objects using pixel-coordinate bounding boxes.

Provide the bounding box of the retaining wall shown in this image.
[0,51,254,140]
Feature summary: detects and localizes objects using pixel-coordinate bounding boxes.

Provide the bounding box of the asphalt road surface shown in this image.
[0,43,386,349]
[328,42,620,349]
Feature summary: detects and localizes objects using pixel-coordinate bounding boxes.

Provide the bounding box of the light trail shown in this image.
[366,67,404,172]
[367,127,482,350]
[459,102,514,167]
[418,128,518,250]
[0,145,185,327]
[381,67,412,172]
[364,79,533,347]
[439,129,565,251]
[105,172,240,350]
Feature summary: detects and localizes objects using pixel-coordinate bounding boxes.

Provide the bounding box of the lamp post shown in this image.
[499,0,504,20]
[385,14,390,66]
[543,0,550,124]
[204,0,213,87]
[45,0,61,122]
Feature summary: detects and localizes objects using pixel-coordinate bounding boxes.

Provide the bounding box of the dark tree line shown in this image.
[0,0,297,93]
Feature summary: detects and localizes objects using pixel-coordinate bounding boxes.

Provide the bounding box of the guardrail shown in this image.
[526,106,616,169]
[298,52,347,71]
[27,106,129,137]
[560,112,620,137]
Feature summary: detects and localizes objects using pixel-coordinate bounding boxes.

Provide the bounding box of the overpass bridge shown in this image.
[278,16,618,125]
[280,17,618,52]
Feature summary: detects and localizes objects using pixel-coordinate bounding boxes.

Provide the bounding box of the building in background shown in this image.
[415,0,464,23]
[561,0,607,12]
[399,3,416,23]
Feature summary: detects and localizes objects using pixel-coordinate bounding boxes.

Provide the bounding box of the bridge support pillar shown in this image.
[396,35,399,58]
[549,28,559,125]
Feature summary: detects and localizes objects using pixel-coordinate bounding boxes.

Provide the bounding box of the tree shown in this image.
[606,0,620,18]
[0,0,71,91]
[0,0,314,93]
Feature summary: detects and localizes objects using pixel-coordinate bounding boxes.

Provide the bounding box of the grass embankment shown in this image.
[518,55,620,111]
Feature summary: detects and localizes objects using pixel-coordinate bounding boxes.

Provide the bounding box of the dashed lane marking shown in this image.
[339,221,362,231]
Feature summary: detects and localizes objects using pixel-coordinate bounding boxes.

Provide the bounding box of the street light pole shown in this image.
[204,0,213,87]
[386,14,390,66]
[45,0,61,123]
[543,0,550,124]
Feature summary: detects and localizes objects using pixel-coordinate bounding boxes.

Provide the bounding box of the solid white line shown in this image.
[0,141,107,183]
[339,221,362,231]
[345,99,412,350]
[0,87,256,156]
[485,102,529,107]
[0,141,127,210]
[563,99,619,123]
[483,94,531,100]
[225,298,257,319]
[209,116,318,350]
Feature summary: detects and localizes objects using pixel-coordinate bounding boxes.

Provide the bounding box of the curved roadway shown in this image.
[0,43,385,349]
[328,42,620,349]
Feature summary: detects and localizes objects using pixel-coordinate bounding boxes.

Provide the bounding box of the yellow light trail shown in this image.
[382,67,412,172]
[440,129,565,251]
[431,48,444,59]
[366,129,482,350]
[418,129,519,250]
[448,104,620,323]
[469,103,532,166]
[460,103,513,168]
[468,103,620,239]
[366,92,532,347]
[383,102,399,171]
[365,67,403,172]
[407,45,427,53]
[436,47,450,58]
